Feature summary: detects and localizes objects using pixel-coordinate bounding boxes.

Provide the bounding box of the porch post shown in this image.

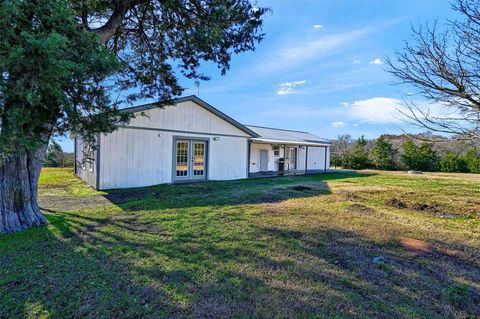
[247,140,252,177]
[324,146,328,173]
[304,146,308,175]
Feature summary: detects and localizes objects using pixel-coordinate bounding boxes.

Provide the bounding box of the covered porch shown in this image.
[247,138,330,178]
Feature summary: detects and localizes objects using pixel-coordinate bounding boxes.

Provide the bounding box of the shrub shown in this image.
[440,152,468,173]
[463,148,480,173]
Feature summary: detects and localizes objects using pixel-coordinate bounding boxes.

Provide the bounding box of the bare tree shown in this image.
[387,0,480,141]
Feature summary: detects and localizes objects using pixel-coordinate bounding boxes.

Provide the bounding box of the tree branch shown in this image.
[91,0,141,44]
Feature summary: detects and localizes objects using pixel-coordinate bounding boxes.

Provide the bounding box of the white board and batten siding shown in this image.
[97,100,250,190]
[75,136,98,188]
[297,146,330,171]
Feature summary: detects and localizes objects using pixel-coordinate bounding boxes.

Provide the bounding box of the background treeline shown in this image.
[331,133,480,173]
[44,141,74,167]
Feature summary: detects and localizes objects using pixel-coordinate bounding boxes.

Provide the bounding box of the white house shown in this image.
[75,96,331,190]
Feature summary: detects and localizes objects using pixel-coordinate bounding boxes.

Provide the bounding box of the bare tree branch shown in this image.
[387,0,480,142]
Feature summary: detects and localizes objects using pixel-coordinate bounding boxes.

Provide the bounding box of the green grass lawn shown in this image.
[1,168,479,318]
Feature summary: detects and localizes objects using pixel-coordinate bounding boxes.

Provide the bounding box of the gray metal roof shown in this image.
[120,96,330,145]
[121,95,259,137]
[246,125,331,146]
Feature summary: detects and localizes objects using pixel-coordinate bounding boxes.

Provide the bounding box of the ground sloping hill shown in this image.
[1,168,479,318]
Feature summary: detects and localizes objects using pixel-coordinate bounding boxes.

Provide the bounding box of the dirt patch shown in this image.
[39,189,163,212]
[400,238,433,256]
[288,185,312,191]
[39,195,113,212]
[385,198,408,209]
[338,191,362,201]
[347,204,375,214]
[385,198,455,218]
[248,193,288,204]
[411,203,444,214]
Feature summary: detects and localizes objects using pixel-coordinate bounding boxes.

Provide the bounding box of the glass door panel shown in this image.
[176,141,189,178]
[174,139,207,181]
[192,142,206,177]
[285,147,296,171]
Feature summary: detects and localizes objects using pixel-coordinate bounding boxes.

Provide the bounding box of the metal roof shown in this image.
[246,125,331,146]
[119,96,330,145]
[121,96,259,137]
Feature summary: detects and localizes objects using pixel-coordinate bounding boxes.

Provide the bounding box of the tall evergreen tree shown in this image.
[373,136,396,170]
[401,141,419,170]
[0,0,267,234]
[344,136,371,170]
[417,143,438,171]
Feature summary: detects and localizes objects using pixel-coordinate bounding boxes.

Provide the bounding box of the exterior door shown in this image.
[191,141,207,180]
[285,147,296,171]
[174,139,207,181]
[260,150,268,172]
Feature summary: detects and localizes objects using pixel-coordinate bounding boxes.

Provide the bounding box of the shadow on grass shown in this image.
[1,204,479,318]
[13,170,479,317]
[99,171,375,212]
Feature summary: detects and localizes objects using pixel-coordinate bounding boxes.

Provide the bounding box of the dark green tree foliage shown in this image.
[332,134,480,173]
[401,141,419,170]
[463,148,480,173]
[401,142,438,171]
[0,0,267,234]
[0,0,124,155]
[440,152,468,173]
[373,136,396,170]
[343,136,371,170]
[417,143,438,172]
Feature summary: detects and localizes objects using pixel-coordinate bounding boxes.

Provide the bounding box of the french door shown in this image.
[174,139,207,181]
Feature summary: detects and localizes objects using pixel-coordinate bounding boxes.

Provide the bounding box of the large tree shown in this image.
[0,0,267,235]
[387,0,480,141]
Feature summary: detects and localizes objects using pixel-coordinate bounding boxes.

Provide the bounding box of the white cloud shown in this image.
[369,58,383,65]
[313,24,323,29]
[346,97,462,125]
[348,97,404,123]
[331,121,346,128]
[353,124,359,127]
[352,60,361,64]
[277,80,307,95]
[259,28,369,73]
[341,102,349,107]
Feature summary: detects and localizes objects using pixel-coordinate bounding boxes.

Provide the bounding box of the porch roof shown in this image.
[246,125,331,147]
[249,138,330,147]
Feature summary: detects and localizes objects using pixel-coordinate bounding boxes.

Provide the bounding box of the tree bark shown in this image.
[92,0,140,44]
[0,143,49,235]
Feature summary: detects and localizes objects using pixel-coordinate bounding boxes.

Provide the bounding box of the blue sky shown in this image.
[58,0,455,152]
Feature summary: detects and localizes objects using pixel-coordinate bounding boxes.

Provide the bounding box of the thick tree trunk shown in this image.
[0,143,49,235]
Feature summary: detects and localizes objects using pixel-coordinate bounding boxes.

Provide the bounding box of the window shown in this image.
[273,145,280,156]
